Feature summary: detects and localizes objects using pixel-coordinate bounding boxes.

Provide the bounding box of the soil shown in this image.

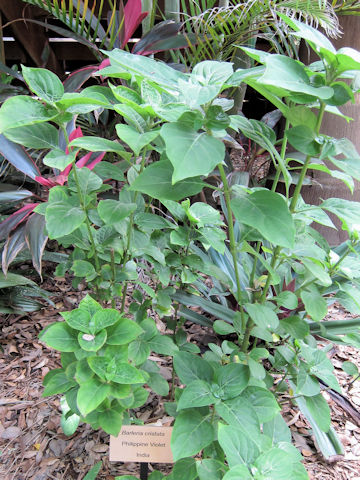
[1,268,360,480]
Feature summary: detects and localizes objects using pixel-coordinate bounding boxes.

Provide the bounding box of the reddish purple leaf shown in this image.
[0,134,40,180]
[35,176,58,188]
[122,0,148,48]
[0,204,38,241]
[76,151,106,170]
[2,225,27,275]
[25,213,48,279]
[63,66,100,93]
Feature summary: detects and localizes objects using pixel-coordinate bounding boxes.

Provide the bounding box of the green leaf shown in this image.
[245,303,279,331]
[69,136,131,161]
[198,227,226,254]
[111,363,146,384]
[286,126,321,156]
[301,290,327,321]
[0,96,58,132]
[192,61,233,86]
[213,320,236,335]
[60,396,80,436]
[98,409,123,436]
[263,412,291,445]
[321,198,360,229]
[68,167,103,196]
[22,66,64,103]
[254,447,294,480]
[242,386,280,423]
[342,361,358,376]
[71,260,96,280]
[171,409,215,461]
[231,190,295,248]
[116,124,159,156]
[92,161,125,181]
[128,340,150,365]
[43,148,76,170]
[0,272,36,288]
[45,201,86,239]
[98,200,137,225]
[215,397,259,437]
[148,334,179,355]
[83,461,103,480]
[216,363,250,399]
[217,423,260,468]
[147,372,169,396]
[106,319,143,345]
[172,458,197,480]
[222,465,252,480]
[305,393,330,432]
[40,322,79,352]
[3,123,59,149]
[78,329,107,352]
[259,55,333,99]
[196,458,225,480]
[160,123,225,183]
[188,203,223,227]
[130,160,204,201]
[279,316,309,339]
[92,309,122,333]
[43,369,76,396]
[173,351,214,385]
[177,380,216,410]
[77,377,111,416]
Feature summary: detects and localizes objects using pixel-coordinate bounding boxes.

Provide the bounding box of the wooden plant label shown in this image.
[110,425,174,463]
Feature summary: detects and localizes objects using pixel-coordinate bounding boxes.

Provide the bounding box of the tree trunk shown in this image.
[300,15,360,246]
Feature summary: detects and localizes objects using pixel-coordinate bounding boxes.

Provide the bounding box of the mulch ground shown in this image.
[1,271,360,480]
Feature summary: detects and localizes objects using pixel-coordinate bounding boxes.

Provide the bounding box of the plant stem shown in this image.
[289,102,326,213]
[272,117,289,194]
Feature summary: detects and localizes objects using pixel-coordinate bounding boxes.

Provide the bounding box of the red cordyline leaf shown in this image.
[122,0,148,48]
[0,204,38,241]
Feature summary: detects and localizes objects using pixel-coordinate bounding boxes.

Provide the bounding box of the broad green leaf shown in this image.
[22,66,64,103]
[98,409,123,436]
[43,369,76,396]
[286,126,321,156]
[98,200,137,225]
[92,309,122,333]
[245,303,279,331]
[342,361,358,376]
[77,377,110,416]
[62,309,91,333]
[254,447,294,480]
[69,136,131,161]
[106,318,143,345]
[147,372,169,396]
[215,397,259,437]
[305,393,330,432]
[192,61,234,86]
[148,334,178,355]
[279,316,309,339]
[216,363,250,399]
[92,161,125,181]
[83,461,103,480]
[177,380,216,410]
[0,96,58,132]
[87,356,109,381]
[78,329,107,351]
[171,409,215,461]
[173,351,214,385]
[0,271,36,288]
[231,190,295,248]
[46,201,86,239]
[160,123,225,183]
[4,123,59,149]
[116,124,159,156]
[217,423,260,467]
[195,458,225,480]
[242,386,280,423]
[297,366,321,397]
[259,55,333,99]
[172,458,197,480]
[301,258,331,286]
[111,363,146,384]
[71,260,96,280]
[60,396,80,436]
[320,198,360,228]
[68,168,103,196]
[188,202,223,227]
[114,104,148,132]
[129,160,204,201]
[128,340,151,365]
[263,412,291,445]
[198,227,226,254]
[40,322,79,352]
[43,148,76,170]
[301,289,327,321]
[336,47,360,74]
[222,465,252,480]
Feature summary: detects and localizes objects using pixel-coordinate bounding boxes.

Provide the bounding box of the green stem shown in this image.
[290,102,326,213]
[272,117,290,194]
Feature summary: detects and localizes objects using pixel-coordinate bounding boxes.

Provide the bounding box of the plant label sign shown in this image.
[110,425,174,463]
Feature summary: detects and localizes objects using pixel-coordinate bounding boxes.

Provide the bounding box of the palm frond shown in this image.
[180,0,340,66]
